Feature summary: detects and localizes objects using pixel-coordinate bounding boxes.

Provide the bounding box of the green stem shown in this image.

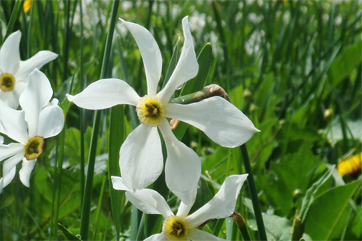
[240,144,267,241]
[93,175,107,240]
[230,211,252,241]
[78,0,85,207]
[80,111,101,241]
[79,1,119,240]
[130,206,140,241]
[26,0,34,59]
[62,0,71,81]
[211,1,229,75]
[50,127,66,240]
[108,105,124,241]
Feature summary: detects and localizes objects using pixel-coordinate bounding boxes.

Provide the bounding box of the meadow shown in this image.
[0,0,361,240]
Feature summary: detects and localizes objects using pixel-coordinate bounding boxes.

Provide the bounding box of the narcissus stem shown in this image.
[80,0,120,240]
[240,144,267,240]
[230,211,252,241]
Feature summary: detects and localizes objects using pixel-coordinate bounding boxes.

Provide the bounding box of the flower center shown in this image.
[162,216,188,241]
[136,95,165,127]
[0,73,16,92]
[24,136,44,160]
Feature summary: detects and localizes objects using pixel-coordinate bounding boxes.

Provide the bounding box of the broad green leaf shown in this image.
[304,179,362,240]
[344,205,362,240]
[327,40,362,87]
[245,199,312,241]
[228,84,244,110]
[299,165,334,223]
[257,144,321,216]
[262,214,312,241]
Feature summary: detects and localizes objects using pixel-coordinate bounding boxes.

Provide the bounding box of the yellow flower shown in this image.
[338,152,362,177]
[23,0,32,14]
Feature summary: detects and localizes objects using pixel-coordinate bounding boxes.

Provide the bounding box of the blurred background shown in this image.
[0,0,361,240]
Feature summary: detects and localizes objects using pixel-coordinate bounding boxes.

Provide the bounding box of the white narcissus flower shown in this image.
[0,69,64,192]
[67,16,259,205]
[112,174,248,241]
[0,31,58,109]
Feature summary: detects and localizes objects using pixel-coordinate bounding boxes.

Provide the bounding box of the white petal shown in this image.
[188,229,227,241]
[15,51,58,81]
[144,233,166,241]
[0,90,20,109]
[3,152,23,178]
[19,158,36,187]
[126,189,173,217]
[111,176,131,191]
[186,174,248,228]
[176,202,193,218]
[0,31,21,74]
[166,97,259,148]
[67,78,139,110]
[119,124,163,191]
[0,166,16,193]
[158,16,198,103]
[0,100,28,144]
[13,80,27,97]
[19,69,53,137]
[120,19,162,96]
[0,142,24,162]
[38,103,64,138]
[159,120,200,206]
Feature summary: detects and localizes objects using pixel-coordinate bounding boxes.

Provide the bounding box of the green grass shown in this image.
[0,0,361,240]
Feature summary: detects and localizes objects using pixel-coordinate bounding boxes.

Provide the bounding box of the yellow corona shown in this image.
[136,95,165,127]
[24,136,44,160]
[162,216,189,241]
[0,73,16,92]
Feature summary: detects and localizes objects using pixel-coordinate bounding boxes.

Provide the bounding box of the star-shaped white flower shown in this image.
[112,174,248,241]
[0,69,64,192]
[67,16,258,205]
[0,31,58,108]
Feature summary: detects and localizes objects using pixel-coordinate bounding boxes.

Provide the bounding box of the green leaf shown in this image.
[108,105,125,240]
[162,37,181,89]
[58,223,81,241]
[254,72,275,121]
[344,205,362,240]
[245,199,312,241]
[180,43,212,95]
[189,177,215,214]
[290,95,316,127]
[299,165,335,223]
[304,179,362,240]
[5,0,22,38]
[327,40,362,87]
[228,84,244,110]
[258,143,321,216]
